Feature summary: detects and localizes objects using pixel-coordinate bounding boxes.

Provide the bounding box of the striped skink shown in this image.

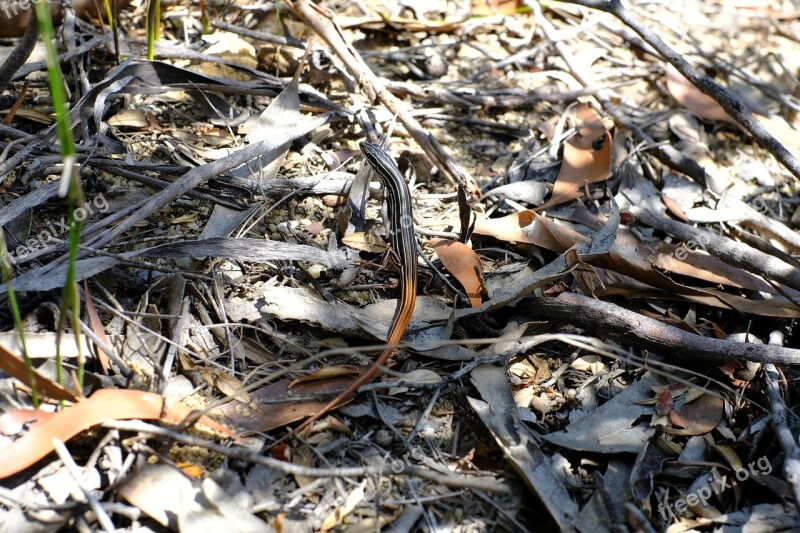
[287,141,418,438]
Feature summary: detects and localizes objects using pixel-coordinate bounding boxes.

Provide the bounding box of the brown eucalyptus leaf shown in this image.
[431,238,483,307]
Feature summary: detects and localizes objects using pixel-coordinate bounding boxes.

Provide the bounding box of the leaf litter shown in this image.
[0,0,799,531]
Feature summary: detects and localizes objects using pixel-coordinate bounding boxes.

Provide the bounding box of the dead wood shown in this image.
[522,292,800,364]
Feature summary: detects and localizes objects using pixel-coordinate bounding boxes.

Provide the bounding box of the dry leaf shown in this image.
[0,342,80,403]
[214,374,359,433]
[107,109,149,128]
[665,65,799,156]
[0,389,236,479]
[201,128,236,147]
[535,131,612,211]
[665,393,724,436]
[84,280,111,373]
[664,64,737,124]
[570,355,605,374]
[655,389,674,416]
[711,443,744,471]
[431,238,484,307]
[394,368,441,384]
[214,372,250,403]
[0,408,55,436]
[342,231,388,253]
[321,480,367,531]
[471,210,587,249]
[571,103,607,150]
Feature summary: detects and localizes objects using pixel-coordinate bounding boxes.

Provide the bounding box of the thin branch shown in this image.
[764,331,800,503]
[629,206,800,293]
[521,293,800,364]
[102,419,512,494]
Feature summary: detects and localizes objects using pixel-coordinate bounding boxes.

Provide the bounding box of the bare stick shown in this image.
[102,420,511,494]
[764,331,800,503]
[522,292,800,364]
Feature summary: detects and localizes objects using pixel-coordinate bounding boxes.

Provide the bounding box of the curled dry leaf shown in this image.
[321,480,367,531]
[84,280,111,374]
[0,389,236,479]
[711,443,744,471]
[472,210,537,244]
[570,355,605,374]
[214,373,364,434]
[341,231,388,253]
[664,64,800,155]
[471,209,587,249]
[654,389,674,417]
[665,392,724,436]
[571,103,607,150]
[107,109,149,128]
[535,131,613,212]
[661,193,690,223]
[431,238,484,307]
[213,372,250,403]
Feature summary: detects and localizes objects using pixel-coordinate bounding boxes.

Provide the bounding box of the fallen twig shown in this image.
[764,331,800,503]
[103,419,512,494]
[521,292,800,364]
[0,13,39,94]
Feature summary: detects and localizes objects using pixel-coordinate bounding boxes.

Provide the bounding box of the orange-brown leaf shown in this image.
[655,389,673,416]
[664,64,737,124]
[471,210,588,251]
[665,393,724,436]
[571,103,607,150]
[0,389,236,479]
[431,238,484,307]
[84,280,110,374]
[535,131,612,211]
[0,342,79,403]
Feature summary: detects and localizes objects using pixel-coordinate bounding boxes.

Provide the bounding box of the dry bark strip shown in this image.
[0,13,38,94]
[521,292,800,364]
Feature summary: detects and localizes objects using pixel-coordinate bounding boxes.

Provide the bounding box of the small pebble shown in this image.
[374,429,393,447]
